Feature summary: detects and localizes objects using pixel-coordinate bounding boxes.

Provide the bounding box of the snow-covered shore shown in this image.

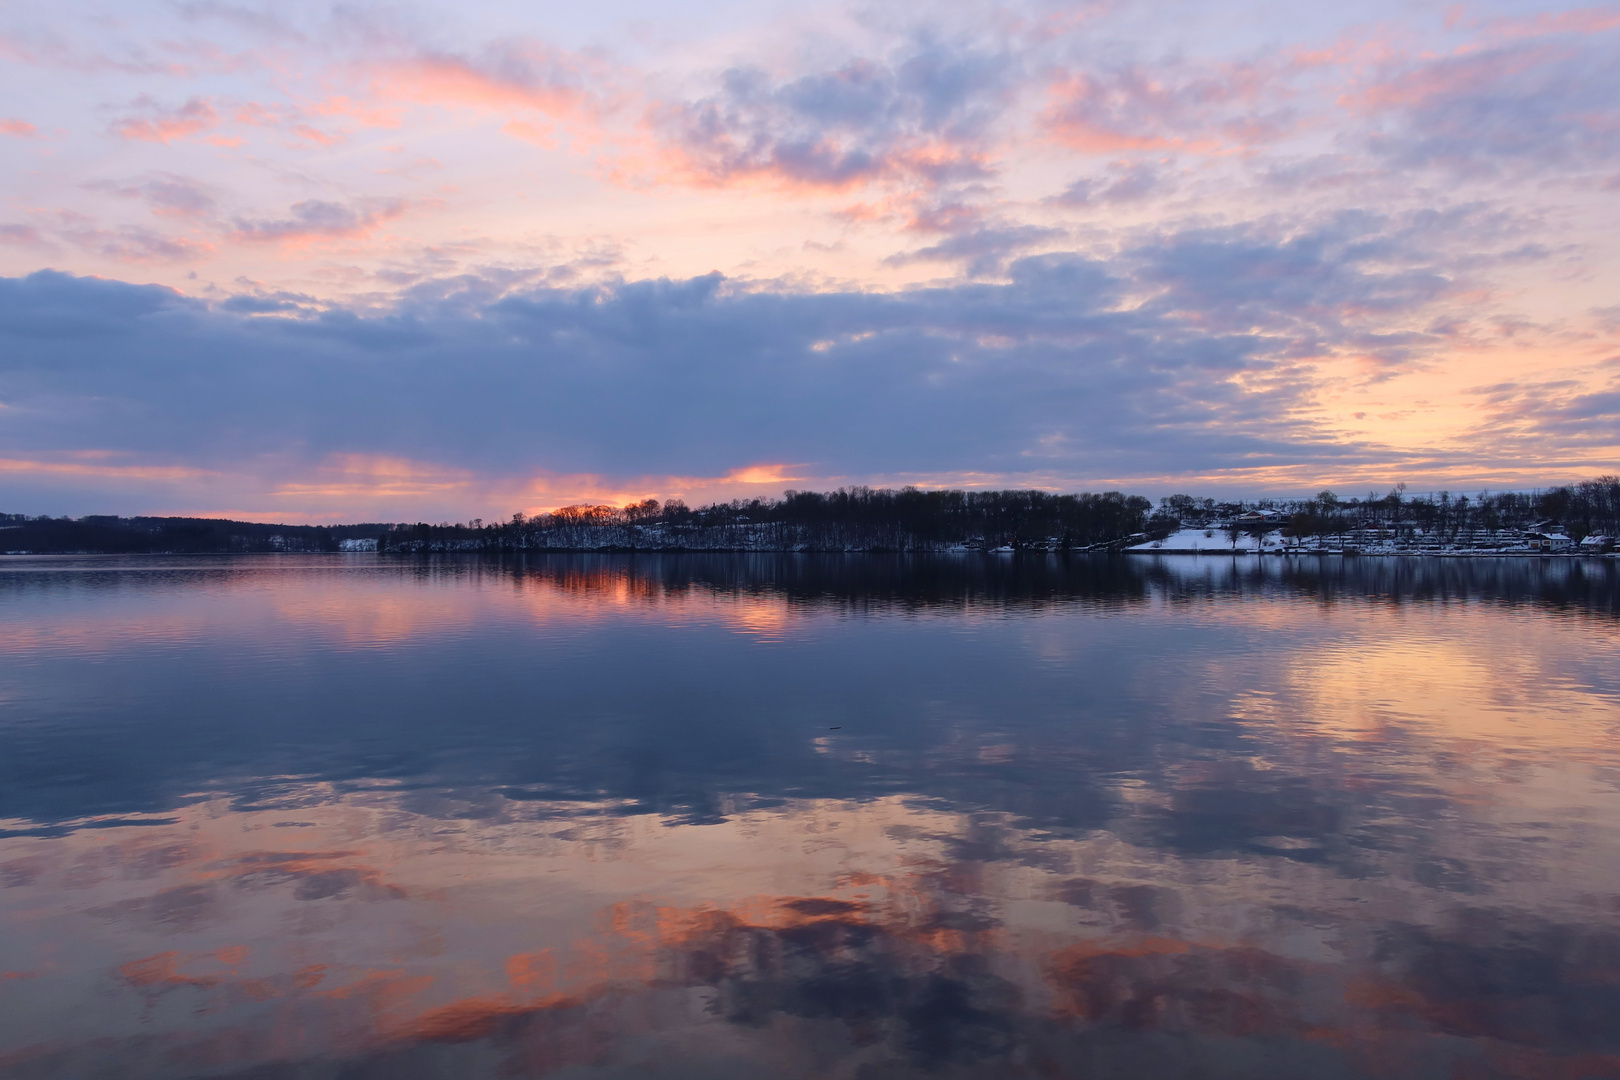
[1126,527,1615,556]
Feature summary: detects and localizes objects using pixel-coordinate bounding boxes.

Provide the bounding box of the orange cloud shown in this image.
[118,946,249,991]
[268,454,481,502]
[717,463,805,486]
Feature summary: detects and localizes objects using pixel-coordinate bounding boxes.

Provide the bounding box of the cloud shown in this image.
[1466,371,1620,460]
[1334,21,1620,177]
[1051,162,1165,206]
[228,96,403,149]
[0,224,47,247]
[87,174,219,220]
[229,198,409,245]
[1125,213,1460,352]
[0,27,193,76]
[111,96,220,143]
[60,225,213,263]
[356,39,601,149]
[0,118,37,138]
[0,455,213,482]
[1041,60,1291,155]
[884,218,1065,275]
[641,40,1016,192]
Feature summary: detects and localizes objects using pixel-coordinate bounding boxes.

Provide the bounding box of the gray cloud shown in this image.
[1355,35,1620,179]
[229,198,407,243]
[0,215,1498,513]
[883,217,1065,276]
[649,38,1018,190]
[1053,163,1164,207]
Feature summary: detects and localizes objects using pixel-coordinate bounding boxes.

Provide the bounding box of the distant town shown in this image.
[2,478,1616,556]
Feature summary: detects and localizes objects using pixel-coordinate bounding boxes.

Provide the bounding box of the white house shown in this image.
[1526,530,1574,552]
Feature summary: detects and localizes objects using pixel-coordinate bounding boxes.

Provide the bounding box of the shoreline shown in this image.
[1125,547,1615,558]
[2,547,1614,559]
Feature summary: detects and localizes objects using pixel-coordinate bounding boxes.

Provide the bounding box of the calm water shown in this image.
[1,554,1618,1079]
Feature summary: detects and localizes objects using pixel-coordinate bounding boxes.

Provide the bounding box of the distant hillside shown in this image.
[0,514,393,554]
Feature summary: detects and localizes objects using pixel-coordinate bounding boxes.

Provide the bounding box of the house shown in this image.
[1578,534,1612,553]
[1526,530,1574,552]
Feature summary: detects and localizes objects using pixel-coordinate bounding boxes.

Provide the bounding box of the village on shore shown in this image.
[1126,507,1614,557]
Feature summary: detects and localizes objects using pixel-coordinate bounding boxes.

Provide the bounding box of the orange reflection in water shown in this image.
[0,557,826,658]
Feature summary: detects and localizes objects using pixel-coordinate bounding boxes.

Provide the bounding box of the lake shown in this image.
[1,553,1617,1079]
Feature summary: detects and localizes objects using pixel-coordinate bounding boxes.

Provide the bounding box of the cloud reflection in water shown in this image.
[0,553,1616,1078]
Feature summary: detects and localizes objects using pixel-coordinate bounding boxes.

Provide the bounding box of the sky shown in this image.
[1,0,1617,521]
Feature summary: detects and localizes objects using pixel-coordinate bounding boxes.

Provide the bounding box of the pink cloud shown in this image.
[308,95,402,129]
[0,224,47,246]
[112,97,219,144]
[231,97,398,148]
[1479,4,1620,40]
[232,102,341,147]
[0,118,37,138]
[501,119,557,147]
[366,43,595,121]
[1041,62,1290,156]
[1338,44,1560,114]
[288,123,343,148]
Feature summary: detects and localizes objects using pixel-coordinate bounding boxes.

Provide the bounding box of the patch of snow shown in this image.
[1126,528,1272,553]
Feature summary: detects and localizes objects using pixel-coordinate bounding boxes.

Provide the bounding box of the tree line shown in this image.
[2,477,1614,554]
[449,487,1155,552]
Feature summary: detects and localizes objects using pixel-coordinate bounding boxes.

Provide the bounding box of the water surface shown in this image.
[1,554,1618,1079]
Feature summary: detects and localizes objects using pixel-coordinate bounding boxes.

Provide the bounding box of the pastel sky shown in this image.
[1,0,1617,520]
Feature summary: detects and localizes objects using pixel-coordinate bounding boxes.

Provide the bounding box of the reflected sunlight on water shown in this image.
[0,553,1617,1078]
